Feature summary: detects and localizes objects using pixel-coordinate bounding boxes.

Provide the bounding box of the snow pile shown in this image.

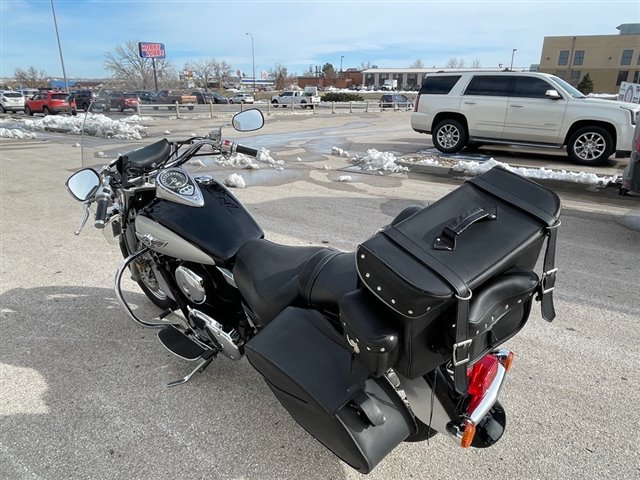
[0,128,37,139]
[331,146,350,157]
[453,158,616,186]
[351,148,409,173]
[18,113,147,140]
[216,147,283,169]
[225,173,246,188]
[337,175,352,182]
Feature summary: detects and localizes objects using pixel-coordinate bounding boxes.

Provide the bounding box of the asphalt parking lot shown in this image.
[1,111,639,480]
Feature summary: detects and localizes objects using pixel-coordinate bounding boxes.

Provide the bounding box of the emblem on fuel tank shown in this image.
[136,232,168,249]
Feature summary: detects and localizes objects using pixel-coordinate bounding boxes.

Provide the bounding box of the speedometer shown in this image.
[159,170,188,191]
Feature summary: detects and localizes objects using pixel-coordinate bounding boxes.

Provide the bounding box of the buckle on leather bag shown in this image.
[452,339,472,367]
[541,268,558,294]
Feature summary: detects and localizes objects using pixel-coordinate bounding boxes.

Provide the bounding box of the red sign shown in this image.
[138,42,166,59]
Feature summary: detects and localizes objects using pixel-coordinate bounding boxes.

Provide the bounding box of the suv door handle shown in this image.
[510,104,524,108]
[463,101,476,105]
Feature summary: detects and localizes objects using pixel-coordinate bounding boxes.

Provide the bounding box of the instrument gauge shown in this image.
[159,170,189,191]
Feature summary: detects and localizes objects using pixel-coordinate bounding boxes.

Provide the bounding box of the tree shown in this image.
[14,66,48,88]
[187,59,233,89]
[446,57,465,68]
[471,59,481,68]
[577,73,594,94]
[410,60,425,69]
[270,63,288,90]
[322,63,336,77]
[104,40,175,90]
[360,62,378,70]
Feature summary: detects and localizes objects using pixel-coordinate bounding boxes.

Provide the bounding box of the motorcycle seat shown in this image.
[233,239,335,325]
[123,139,172,170]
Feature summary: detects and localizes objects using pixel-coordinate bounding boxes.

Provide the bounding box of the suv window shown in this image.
[464,75,512,96]
[419,75,461,95]
[512,77,553,98]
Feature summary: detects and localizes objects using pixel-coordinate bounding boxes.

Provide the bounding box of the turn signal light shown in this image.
[501,351,515,372]
[460,420,476,448]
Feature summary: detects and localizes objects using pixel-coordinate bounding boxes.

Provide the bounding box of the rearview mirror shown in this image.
[66,168,100,202]
[545,89,562,100]
[232,109,264,132]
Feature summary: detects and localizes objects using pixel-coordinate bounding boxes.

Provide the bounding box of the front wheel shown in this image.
[120,241,174,310]
[432,118,467,153]
[187,105,194,110]
[567,126,614,165]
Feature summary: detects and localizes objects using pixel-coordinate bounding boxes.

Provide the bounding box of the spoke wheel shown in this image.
[433,119,466,153]
[567,126,613,165]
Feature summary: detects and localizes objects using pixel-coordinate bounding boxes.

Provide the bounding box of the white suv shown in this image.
[410,71,640,165]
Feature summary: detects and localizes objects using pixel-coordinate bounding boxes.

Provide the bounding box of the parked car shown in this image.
[379,94,413,110]
[0,91,25,113]
[191,91,229,104]
[67,90,95,111]
[410,71,640,165]
[228,92,254,104]
[104,91,139,112]
[134,90,160,104]
[25,90,77,116]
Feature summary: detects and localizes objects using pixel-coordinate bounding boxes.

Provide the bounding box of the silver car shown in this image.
[228,92,254,104]
[0,91,25,113]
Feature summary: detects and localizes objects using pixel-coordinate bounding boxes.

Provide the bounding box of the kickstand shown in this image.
[167,351,215,387]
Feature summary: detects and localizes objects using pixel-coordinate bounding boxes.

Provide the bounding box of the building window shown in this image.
[616,71,629,86]
[621,50,633,65]
[633,71,640,83]
[573,50,585,66]
[570,70,581,83]
[555,70,567,79]
[558,50,569,65]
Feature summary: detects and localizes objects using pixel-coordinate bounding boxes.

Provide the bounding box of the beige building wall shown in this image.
[539,33,640,93]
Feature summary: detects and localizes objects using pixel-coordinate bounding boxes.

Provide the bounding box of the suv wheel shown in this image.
[432,119,467,153]
[117,104,124,112]
[567,126,613,165]
[25,106,33,116]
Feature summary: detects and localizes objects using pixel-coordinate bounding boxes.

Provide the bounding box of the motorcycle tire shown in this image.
[119,240,174,310]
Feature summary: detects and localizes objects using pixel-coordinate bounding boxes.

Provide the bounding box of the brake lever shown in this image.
[74,202,91,236]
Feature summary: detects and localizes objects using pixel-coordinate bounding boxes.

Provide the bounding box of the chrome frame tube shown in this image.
[114,247,175,329]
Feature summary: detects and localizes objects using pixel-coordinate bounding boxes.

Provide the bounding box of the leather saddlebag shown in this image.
[245,307,415,474]
[355,166,561,383]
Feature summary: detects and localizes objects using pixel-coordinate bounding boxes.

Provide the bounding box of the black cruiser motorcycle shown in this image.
[66,108,561,474]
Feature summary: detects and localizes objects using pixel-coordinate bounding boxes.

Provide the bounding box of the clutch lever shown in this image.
[74,202,91,236]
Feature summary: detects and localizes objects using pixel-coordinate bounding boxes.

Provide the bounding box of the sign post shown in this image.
[138,42,166,92]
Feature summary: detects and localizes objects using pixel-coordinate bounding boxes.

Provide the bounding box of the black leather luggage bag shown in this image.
[245,307,415,474]
[355,166,561,385]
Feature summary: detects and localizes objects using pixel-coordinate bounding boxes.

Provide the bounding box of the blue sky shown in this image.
[0,0,638,80]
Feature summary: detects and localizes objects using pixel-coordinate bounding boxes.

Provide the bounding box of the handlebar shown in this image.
[94,196,109,228]
[221,139,259,158]
[94,176,113,229]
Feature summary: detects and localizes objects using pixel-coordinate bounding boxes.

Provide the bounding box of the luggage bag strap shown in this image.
[382,227,472,394]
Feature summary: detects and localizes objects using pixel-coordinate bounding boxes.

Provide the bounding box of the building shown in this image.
[360,67,508,91]
[538,24,640,93]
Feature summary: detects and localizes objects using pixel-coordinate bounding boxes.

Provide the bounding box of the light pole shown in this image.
[340,55,344,73]
[510,48,517,71]
[50,0,69,92]
[245,32,255,92]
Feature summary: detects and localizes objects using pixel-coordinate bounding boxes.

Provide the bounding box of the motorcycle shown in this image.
[66,108,561,474]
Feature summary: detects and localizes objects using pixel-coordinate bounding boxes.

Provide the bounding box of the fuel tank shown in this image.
[136,179,263,266]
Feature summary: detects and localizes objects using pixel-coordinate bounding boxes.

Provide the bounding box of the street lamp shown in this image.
[245,32,255,92]
[510,48,517,71]
[340,55,344,73]
[50,0,69,92]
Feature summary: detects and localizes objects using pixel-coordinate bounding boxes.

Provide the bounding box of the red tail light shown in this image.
[466,354,499,412]
[635,131,640,152]
[414,94,420,112]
